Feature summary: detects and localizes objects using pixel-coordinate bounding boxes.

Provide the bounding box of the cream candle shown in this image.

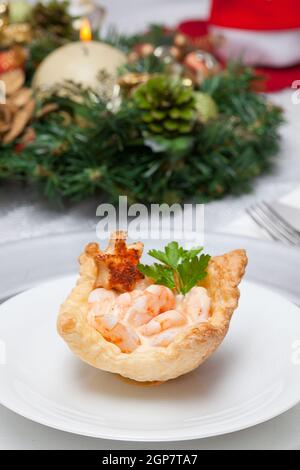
[32,19,126,93]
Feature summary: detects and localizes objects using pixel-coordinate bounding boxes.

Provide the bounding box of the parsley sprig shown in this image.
[138,242,211,295]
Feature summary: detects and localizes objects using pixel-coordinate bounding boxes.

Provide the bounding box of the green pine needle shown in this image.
[0,39,284,205]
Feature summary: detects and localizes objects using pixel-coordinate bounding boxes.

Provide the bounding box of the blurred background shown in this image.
[22,0,209,33]
[0,0,299,243]
[93,0,209,34]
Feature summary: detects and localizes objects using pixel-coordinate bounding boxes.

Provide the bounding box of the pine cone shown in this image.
[133,75,197,136]
[31,1,73,40]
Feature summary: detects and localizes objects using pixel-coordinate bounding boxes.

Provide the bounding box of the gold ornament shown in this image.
[184,50,220,84]
[118,72,150,94]
[0,1,9,32]
[154,45,181,63]
[127,50,140,63]
[1,22,32,45]
[134,43,155,58]
[173,33,189,49]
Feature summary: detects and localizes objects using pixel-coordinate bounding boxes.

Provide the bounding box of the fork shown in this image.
[246,201,300,246]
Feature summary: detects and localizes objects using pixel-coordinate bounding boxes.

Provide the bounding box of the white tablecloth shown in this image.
[1,0,300,450]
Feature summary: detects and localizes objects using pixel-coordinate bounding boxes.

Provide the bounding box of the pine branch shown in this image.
[0,49,284,205]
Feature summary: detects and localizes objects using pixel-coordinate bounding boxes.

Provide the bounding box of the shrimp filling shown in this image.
[87,283,210,353]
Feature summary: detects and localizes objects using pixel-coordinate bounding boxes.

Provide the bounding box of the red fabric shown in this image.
[256,64,300,92]
[210,0,300,31]
[178,19,300,92]
[178,19,208,38]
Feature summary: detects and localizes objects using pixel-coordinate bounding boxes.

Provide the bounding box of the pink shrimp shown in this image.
[182,286,210,322]
[145,285,175,312]
[86,284,209,352]
[93,314,141,353]
[141,310,187,336]
[126,285,176,327]
[87,288,140,353]
[150,329,182,347]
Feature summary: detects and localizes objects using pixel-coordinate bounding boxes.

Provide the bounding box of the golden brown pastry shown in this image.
[57,232,247,382]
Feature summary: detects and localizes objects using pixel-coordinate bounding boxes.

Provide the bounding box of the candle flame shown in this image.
[80,18,92,42]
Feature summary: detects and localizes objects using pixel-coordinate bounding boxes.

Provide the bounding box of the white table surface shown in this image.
[1,0,300,450]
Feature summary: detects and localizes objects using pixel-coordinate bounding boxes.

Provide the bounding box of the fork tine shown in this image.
[246,206,298,245]
[257,203,300,245]
[255,206,299,245]
[262,202,300,239]
[246,207,288,243]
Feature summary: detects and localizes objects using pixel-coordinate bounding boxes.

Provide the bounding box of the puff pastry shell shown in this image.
[57,245,247,382]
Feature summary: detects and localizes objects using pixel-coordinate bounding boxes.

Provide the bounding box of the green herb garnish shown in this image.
[138,242,211,295]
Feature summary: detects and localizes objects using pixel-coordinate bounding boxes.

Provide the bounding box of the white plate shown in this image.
[0,274,299,441]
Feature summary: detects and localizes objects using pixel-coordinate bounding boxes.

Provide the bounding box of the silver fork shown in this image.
[246,201,300,246]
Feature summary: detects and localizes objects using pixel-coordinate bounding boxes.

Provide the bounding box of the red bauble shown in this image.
[0,46,26,75]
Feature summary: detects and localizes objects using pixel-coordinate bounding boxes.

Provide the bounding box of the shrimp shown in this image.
[126,285,176,327]
[87,287,116,338]
[134,277,153,291]
[110,291,151,326]
[93,314,141,353]
[87,288,140,353]
[112,292,132,318]
[150,329,182,347]
[182,286,210,322]
[141,310,186,336]
[88,288,116,304]
[88,288,116,319]
[125,292,159,327]
[145,285,175,312]
[87,284,191,352]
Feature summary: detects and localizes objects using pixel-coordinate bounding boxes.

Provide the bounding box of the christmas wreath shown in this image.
[0,1,283,204]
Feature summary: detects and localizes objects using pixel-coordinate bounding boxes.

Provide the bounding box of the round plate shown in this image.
[0,270,299,441]
[1,231,300,305]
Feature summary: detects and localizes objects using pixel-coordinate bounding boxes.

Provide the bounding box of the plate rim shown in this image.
[1,231,300,441]
[0,275,300,441]
[0,393,299,442]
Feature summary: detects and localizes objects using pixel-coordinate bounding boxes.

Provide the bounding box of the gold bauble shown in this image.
[1,22,32,45]
[118,72,150,94]
[154,45,182,63]
[173,33,189,48]
[134,43,155,58]
[184,50,220,84]
[0,0,9,33]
